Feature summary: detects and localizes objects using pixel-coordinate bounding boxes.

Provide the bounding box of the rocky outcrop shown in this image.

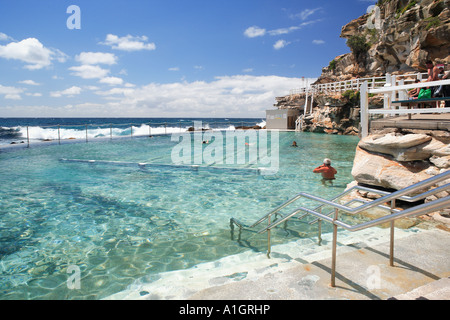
[350,130,450,226]
[272,0,450,136]
[300,104,360,135]
[317,0,450,83]
[358,132,450,161]
[352,145,434,192]
[274,95,306,110]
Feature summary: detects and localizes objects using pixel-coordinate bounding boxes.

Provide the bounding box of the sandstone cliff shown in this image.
[317,0,450,84]
[273,0,450,136]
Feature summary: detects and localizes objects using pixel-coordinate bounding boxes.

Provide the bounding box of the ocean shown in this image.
[0,117,266,146]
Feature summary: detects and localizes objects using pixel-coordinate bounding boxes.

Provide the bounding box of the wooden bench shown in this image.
[391,97,450,119]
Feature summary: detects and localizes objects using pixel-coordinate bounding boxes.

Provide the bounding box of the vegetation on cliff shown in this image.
[317,0,450,83]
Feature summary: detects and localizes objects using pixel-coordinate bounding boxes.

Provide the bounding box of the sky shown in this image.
[0,0,377,118]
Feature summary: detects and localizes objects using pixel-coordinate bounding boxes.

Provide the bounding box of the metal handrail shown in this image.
[230,170,450,287]
[230,172,450,232]
[261,173,450,233]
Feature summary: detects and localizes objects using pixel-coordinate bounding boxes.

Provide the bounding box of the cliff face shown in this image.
[274,0,450,136]
[317,0,450,83]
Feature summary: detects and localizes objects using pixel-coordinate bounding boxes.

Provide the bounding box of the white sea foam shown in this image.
[11,124,243,142]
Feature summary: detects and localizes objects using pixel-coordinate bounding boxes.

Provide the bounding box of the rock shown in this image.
[315,0,450,83]
[359,133,450,162]
[358,133,441,161]
[430,155,450,169]
[351,146,433,193]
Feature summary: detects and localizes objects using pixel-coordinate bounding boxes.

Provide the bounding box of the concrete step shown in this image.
[105,227,450,300]
[389,277,450,300]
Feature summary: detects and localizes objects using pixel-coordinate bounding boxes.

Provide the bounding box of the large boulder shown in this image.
[351,146,433,192]
[357,133,450,161]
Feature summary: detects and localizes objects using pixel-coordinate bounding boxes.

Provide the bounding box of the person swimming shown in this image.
[313,158,337,186]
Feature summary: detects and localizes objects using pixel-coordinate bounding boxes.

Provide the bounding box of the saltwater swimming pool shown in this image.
[0,131,359,299]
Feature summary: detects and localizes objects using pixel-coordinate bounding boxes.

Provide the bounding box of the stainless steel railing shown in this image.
[230,170,450,287]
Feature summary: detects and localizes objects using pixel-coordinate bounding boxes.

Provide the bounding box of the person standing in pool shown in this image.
[313,158,337,186]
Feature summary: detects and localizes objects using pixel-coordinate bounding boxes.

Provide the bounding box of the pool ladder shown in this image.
[230,170,450,287]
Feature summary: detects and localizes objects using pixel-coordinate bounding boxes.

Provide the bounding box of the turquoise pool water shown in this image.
[0,131,359,299]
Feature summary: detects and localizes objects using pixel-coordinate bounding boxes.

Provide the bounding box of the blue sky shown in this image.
[0,0,377,118]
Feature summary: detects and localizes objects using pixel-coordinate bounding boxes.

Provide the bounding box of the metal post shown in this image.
[58,125,61,145]
[85,125,88,143]
[149,125,151,137]
[390,199,396,267]
[360,81,369,138]
[27,126,30,148]
[318,219,322,246]
[110,124,112,140]
[267,216,271,258]
[318,208,322,246]
[331,208,339,287]
[130,125,133,138]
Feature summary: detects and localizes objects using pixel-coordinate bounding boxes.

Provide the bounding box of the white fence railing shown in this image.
[289,72,429,96]
[293,72,431,118]
[360,79,450,138]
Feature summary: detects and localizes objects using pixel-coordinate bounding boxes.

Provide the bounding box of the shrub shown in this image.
[425,16,441,30]
[346,35,370,61]
[329,59,336,71]
[342,90,360,104]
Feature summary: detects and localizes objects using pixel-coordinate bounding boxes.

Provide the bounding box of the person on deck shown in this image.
[426,60,440,82]
[313,158,337,186]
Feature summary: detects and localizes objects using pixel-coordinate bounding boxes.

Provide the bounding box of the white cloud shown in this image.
[0,38,67,70]
[100,34,156,51]
[105,75,316,117]
[268,26,300,36]
[169,67,180,71]
[18,80,41,86]
[273,40,290,50]
[69,65,110,79]
[50,86,82,98]
[95,87,135,96]
[0,32,13,42]
[2,75,318,117]
[99,77,124,85]
[0,84,24,100]
[244,26,266,38]
[291,8,322,20]
[26,92,42,97]
[75,52,118,65]
[245,19,321,41]
[85,85,100,91]
[312,39,325,45]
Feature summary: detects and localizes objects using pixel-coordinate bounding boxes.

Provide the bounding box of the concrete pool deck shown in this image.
[106,226,450,300]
